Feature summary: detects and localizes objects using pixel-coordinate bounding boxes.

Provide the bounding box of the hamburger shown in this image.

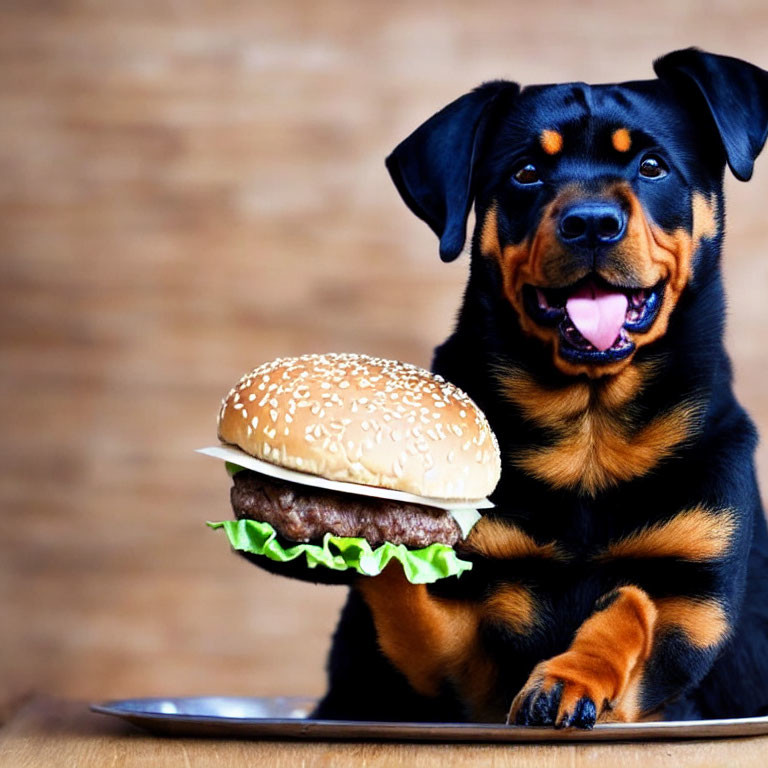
[202,353,501,584]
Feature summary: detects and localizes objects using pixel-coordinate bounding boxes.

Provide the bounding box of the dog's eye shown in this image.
[639,155,668,179]
[513,163,541,185]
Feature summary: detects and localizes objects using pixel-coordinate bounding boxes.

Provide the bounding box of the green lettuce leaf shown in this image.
[207,519,472,585]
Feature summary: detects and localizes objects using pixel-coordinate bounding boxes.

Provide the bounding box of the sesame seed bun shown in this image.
[217,353,501,501]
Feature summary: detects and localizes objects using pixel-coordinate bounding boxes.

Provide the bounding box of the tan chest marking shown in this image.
[460,516,563,561]
[483,583,538,635]
[597,505,736,562]
[654,597,729,649]
[498,364,702,495]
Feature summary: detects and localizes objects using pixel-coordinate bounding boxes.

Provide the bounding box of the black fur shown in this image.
[310,49,768,723]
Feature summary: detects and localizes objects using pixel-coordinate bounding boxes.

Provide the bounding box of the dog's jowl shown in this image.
[314,48,768,727]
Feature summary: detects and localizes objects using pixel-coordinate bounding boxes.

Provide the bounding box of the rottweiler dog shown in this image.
[311,48,768,728]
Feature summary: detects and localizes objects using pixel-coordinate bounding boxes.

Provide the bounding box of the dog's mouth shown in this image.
[522,277,664,364]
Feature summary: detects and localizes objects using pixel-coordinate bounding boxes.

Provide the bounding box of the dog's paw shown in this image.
[507,656,609,729]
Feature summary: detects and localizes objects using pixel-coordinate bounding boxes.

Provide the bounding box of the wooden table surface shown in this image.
[1,697,768,768]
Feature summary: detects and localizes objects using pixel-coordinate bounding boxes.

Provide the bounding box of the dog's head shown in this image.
[387,49,768,377]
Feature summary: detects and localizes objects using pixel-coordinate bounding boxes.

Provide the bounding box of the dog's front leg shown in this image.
[508,586,657,728]
[357,566,494,715]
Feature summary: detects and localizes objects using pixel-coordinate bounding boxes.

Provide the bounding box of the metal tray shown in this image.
[90,696,768,742]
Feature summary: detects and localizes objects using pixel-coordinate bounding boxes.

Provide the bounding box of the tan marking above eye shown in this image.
[612,128,632,152]
[541,129,563,155]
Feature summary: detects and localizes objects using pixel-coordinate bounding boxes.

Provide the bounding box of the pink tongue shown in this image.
[565,282,628,352]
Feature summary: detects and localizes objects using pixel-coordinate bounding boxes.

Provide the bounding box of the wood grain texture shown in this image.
[1,0,767,721]
[2,698,768,768]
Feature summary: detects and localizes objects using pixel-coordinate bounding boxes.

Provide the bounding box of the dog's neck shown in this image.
[431,239,737,498]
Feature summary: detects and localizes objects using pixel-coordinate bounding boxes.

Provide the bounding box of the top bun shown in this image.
[217,353,501,501]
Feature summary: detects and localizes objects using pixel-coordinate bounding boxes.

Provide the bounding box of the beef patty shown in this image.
[230,469,461,548]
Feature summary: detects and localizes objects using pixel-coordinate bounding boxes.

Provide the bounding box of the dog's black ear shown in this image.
[654,48,768,181]
[386,81,519,262]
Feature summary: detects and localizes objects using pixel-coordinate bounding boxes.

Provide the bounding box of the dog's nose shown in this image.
[558,201,627,247]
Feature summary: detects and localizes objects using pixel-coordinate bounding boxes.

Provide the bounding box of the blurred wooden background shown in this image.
[1,1,767,716]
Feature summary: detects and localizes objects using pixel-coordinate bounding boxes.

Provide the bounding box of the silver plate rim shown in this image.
[89,696,768,742]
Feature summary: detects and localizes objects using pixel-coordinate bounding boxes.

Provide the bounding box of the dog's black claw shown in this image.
[555,709,573,729]
[571,696,598,729]
[530,691,553,726]
[535,682,563,726]
[518,682,563,727]
[514,691,536,725]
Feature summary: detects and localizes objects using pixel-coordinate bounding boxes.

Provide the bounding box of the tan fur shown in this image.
[358,567,510,720]
[484,583,538,634]
[612,128,632,152]
[360,569,541,721]
[481,186,719,379]
[515,399,701,495]
[692,191,718,247]
[598,505,737,562]
[655,597,730,649]
[460,516,563,560]
[357,567,481,698]
[541,129,563,155]
[498,364,701,495]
